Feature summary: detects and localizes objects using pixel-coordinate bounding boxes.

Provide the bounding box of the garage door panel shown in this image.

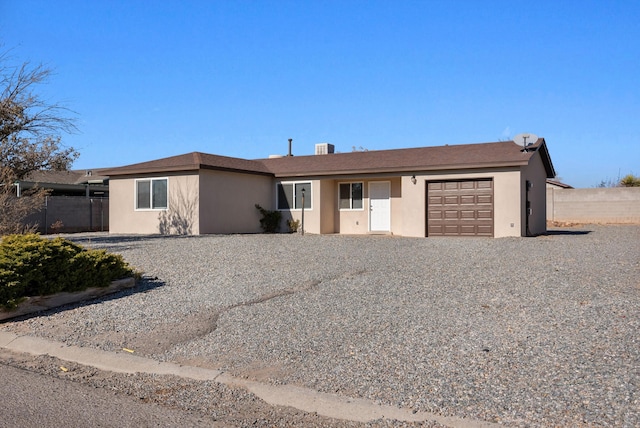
[444,195,459,204]
[460,195,475,204]
[428,224,444,235]
[444,210,459,219]
[460,210,476,219]
[426,179,493,237]
[444,225,459,234]
[460,225,477,235]
[444,182,459,190]
[477,225,493,235]
[429,195,444,205]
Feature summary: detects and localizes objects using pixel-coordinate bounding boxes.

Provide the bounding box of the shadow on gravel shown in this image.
[59,233,214,252]
[544,229,592,235]
[3,277,166,323]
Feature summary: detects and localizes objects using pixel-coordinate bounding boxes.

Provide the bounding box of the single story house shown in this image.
[103,139,555,238]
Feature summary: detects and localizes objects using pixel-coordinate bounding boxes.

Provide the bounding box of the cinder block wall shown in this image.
[23,196,110,233]
[547,188,640,224]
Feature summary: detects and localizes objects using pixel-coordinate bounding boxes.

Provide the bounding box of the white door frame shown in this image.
[369,181,391,232]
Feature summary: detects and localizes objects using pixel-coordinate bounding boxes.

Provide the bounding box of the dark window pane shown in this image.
[278,183,293,210]
[339,183,350,209]
[137,181,150,209]
[352,183,363,209]
[152,179,168,209]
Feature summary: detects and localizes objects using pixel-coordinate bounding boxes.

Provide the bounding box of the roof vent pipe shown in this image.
[287,139,293,156]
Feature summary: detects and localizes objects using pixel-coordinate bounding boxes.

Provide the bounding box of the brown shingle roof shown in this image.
[259,140,554,177]
[22,170,83,185]
[102,152,272,176]
[103,140,555,179]
[22,169,109,185]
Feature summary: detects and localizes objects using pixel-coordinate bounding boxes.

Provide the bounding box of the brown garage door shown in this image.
[426,179,493,237]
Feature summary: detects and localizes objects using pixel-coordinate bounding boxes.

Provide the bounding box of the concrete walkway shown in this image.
[0,331,498,428]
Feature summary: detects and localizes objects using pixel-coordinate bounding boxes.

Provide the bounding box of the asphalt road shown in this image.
[0,363,218,428]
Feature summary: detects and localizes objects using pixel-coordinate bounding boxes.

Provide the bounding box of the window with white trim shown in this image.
[339,182,363,210]
[136,178,168,210]
[277,182,311,210]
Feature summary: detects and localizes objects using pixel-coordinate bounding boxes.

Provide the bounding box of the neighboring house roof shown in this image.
[104,139,556,179]
[102,152,272,177]
[546,179,574,189]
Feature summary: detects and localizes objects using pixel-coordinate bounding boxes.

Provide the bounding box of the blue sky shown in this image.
[2,0,638,188]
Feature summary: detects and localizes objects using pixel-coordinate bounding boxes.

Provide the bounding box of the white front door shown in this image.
[369,181,390,232]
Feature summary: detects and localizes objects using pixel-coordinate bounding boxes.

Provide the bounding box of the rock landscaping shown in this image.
[1,225,638,427]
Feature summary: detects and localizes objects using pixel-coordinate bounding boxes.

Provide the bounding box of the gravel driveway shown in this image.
[2,225,639,426]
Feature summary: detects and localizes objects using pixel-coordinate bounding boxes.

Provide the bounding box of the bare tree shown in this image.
[0,52,79,235]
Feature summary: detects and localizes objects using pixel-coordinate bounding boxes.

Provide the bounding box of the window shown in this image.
[277,182,311,210]
[136,178,168,210]
[339,182,363,210]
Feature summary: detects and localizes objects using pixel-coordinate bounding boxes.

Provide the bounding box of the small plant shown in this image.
[255,204,281,233]
[50,219,64,233]
[287,219,300,233]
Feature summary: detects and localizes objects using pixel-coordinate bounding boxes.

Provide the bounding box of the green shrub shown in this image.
[255,204,281,233]
[0,234,136,309]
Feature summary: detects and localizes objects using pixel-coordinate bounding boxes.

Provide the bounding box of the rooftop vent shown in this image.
[315,143,335,155]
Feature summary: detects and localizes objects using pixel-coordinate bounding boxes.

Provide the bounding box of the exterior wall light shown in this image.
[411,175,417,185]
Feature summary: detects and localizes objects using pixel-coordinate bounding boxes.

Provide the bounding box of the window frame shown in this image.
[276,181,312,210]
[338,181,364,211]
[135,177,169,211]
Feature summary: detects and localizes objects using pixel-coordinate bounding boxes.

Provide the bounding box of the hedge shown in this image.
[0,234,136,309]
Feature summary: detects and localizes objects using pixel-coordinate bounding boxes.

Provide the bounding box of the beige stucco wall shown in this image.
[109,173,200,235]
[199,170,273,234]
[401,168,523,238]
[547,187,640,224]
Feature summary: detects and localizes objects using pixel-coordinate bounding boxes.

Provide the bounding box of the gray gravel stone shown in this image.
[2,225,638,426]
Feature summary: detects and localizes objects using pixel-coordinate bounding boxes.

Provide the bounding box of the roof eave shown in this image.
[105,164,273,177]
[271,160,529,178]
[103,165,201,177]
[535,139,556,178]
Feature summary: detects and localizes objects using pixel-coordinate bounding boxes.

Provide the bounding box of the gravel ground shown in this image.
[1,225,638,427]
